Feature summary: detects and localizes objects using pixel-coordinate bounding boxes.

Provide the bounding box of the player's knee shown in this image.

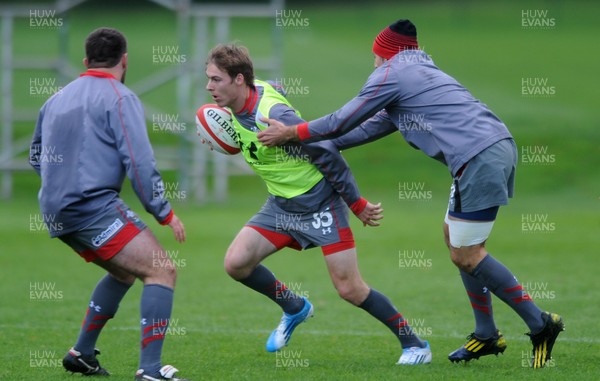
[223,254,235,278]
[147,249,177,280]
[165,263,177,281]
[112,272,136,286]
[154,261,177,283]
[224,249,250,280]
[336,285,356,304]
[449,245,486,273]
[334,280,366,305]
[223,259,241,280]
[449,249,466,268]
[140,261,176,289]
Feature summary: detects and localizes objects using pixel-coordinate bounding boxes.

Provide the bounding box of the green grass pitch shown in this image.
[1,1,598,380]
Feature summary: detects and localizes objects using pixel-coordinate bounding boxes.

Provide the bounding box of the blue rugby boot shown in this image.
[266,297,313,352]
[397,340,432,365]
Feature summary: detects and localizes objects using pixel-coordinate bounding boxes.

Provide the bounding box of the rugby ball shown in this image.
[195,104,240,155]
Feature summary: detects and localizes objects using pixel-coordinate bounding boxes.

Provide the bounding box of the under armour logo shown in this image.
[322,227,332,235]
[126,210,139,221]
[248,142,259,161]
[141,318,147,325]
[89,301,101,312]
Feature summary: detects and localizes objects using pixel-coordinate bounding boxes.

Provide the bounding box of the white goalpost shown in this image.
[0,0,285,202]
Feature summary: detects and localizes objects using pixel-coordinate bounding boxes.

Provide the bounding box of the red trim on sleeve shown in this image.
[297,122,311,141]
[160,210,174,226]
[349,197,368,216]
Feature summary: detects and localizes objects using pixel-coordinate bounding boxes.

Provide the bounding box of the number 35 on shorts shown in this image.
[312,209,333,235]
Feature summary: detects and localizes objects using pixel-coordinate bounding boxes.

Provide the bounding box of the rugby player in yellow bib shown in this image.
[204,43,432,365]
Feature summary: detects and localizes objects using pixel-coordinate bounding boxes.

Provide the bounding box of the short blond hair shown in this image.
[206,43,254,87]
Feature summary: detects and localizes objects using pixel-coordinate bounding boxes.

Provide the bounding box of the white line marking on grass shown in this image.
[0,324,590,343]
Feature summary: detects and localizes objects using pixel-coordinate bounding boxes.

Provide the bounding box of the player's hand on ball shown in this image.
[357,201,383,227]
[168,214,186,243]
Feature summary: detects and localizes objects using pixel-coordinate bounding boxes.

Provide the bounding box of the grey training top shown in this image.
[301,49,513,176]
[29,70,172,237]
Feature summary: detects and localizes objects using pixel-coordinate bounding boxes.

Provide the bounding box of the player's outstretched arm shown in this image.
[260,65,397,147]
[167,214,186,243]
[331,110,397,151]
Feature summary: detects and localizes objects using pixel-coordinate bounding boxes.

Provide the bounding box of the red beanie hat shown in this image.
[372,19,418,60]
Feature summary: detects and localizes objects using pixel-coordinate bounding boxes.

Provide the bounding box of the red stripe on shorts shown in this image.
[321,227,355,255]
[247,225,302,251]
[79,222,142,262]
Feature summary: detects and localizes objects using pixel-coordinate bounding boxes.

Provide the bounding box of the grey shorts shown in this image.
[247,195,355,256]
[58,200,147,262]
[448,138,517,214]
